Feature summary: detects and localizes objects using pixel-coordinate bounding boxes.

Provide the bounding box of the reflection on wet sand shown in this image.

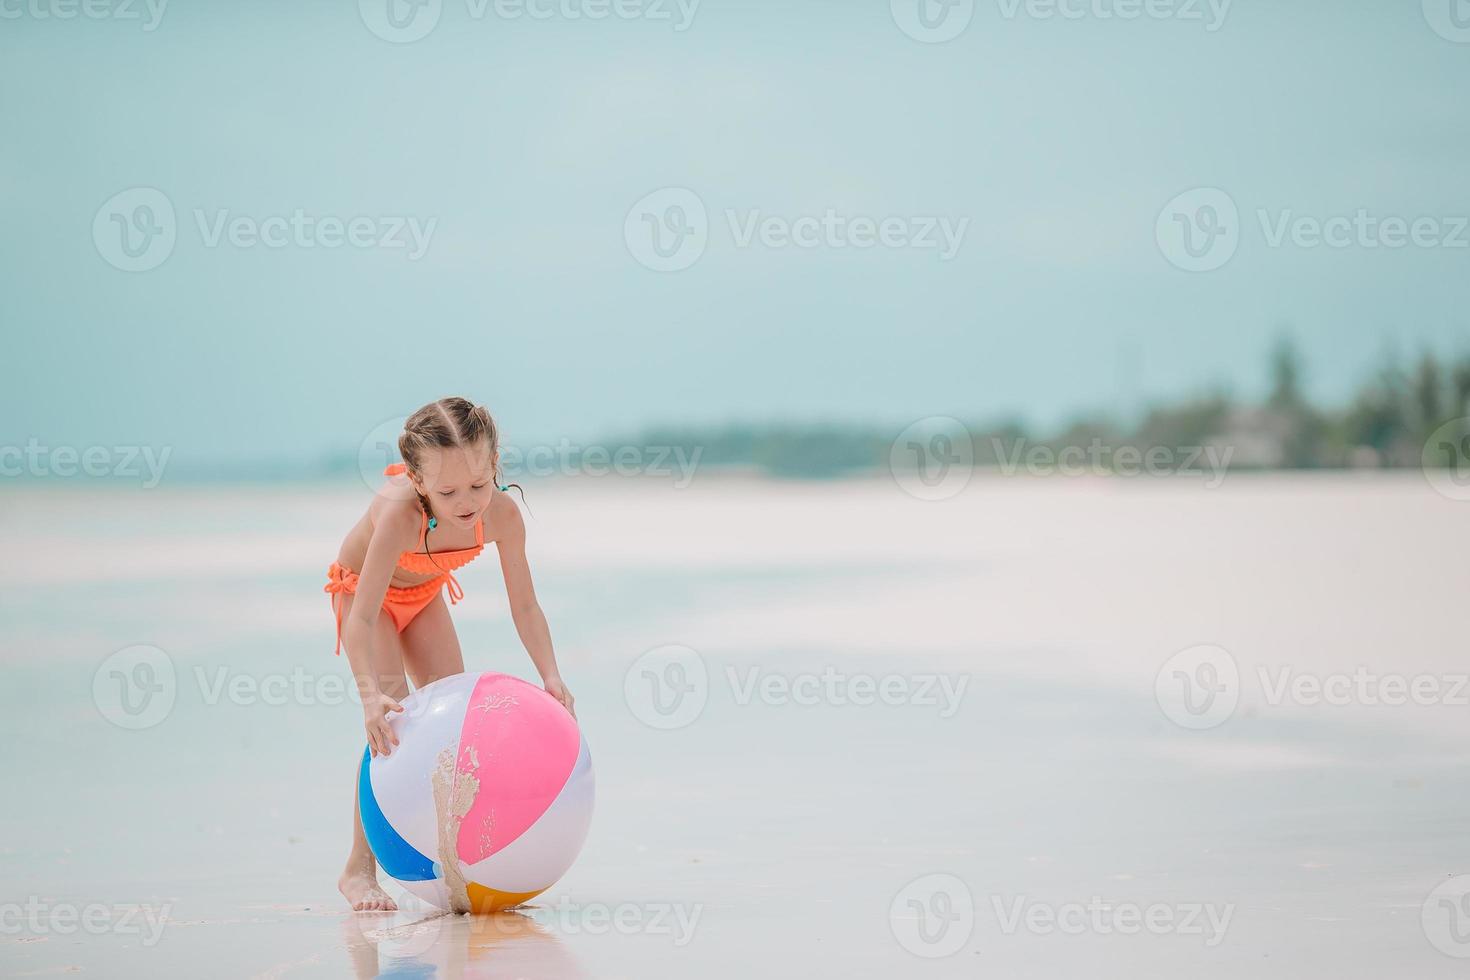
[340,902,586,980]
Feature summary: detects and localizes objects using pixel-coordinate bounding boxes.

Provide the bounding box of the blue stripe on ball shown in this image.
[358,747,437,882]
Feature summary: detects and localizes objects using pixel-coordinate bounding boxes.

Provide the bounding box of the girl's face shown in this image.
[412,441,497,527]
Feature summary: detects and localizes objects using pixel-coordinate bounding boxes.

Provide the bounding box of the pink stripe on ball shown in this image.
[454,673,581,865]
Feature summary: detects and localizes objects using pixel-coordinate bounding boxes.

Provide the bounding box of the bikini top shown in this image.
[383,464,486,576]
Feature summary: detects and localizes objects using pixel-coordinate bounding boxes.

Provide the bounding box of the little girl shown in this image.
[324,397,575,911]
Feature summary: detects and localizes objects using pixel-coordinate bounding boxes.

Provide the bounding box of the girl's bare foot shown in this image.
[339,870,398,912]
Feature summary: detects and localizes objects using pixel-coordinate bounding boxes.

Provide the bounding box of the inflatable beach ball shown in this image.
[358,671,594,913]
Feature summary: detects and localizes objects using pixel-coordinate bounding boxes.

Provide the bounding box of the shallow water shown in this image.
[2,473,1468,978]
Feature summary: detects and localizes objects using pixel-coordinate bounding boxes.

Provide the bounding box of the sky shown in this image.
[2,0,1468,467]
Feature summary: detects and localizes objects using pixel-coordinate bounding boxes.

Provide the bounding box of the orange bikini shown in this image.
[324,464,486,655]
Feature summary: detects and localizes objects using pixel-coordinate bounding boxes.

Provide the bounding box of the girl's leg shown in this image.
[399,591,466,688]
[337,592,408,912]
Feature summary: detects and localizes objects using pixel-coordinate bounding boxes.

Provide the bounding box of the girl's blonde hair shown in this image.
[397,397,522,512]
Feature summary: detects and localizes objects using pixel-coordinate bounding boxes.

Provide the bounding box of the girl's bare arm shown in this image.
[344,504,417,755]
[494,496,575,717]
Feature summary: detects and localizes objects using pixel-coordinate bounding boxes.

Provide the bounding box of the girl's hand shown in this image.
[364,692,405,757]
[544,677,576,719]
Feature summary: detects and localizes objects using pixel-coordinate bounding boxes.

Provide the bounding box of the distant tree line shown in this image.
[629,341,1470,477]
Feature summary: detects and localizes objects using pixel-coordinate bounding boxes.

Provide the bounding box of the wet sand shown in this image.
[2,472,1467,978]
